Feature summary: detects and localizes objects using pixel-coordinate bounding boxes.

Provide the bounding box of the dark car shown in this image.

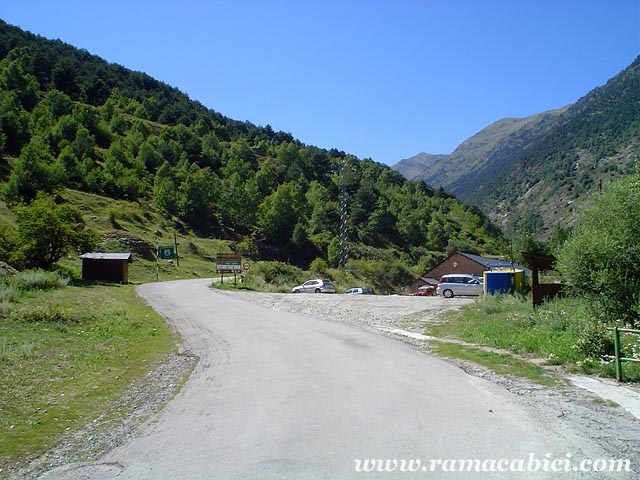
[411,285,435,296]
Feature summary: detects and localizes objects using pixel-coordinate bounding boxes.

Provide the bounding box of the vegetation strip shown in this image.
[427,295,640,382]
[429,340,557,387]
[0,274,177,472]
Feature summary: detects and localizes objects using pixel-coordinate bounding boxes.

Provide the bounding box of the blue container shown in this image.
[484,271,515,295]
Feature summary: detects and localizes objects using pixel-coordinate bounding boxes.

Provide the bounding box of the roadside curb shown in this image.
[568,375,640,420]
[376,326,640,421]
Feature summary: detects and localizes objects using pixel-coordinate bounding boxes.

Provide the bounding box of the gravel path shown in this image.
[224,290,472,333]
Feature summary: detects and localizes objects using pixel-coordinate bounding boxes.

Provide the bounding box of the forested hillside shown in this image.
[477,55,640,237]
[0,20,504,273]
[393,55,639,240]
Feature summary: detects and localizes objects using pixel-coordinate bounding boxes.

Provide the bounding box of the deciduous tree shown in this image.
[14,195,98,270]
[557,172,640,326]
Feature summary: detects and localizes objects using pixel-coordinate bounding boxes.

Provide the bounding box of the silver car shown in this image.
[292,279,336,293]
[436,274,483,298]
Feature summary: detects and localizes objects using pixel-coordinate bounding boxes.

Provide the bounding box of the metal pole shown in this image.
[339,158,349,272]
[613,327,622,383]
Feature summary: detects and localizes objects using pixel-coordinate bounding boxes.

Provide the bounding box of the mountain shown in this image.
[392,152,447,181]
[392,107,568,200]
[0,19,505,272]
[393,56,640,238]
[478,56,640,236]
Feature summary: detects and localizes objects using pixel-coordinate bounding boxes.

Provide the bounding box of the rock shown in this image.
[100,231,155,260]
[0,261,18,275]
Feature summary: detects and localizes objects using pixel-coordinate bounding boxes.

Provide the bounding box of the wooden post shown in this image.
[174,232,180,267]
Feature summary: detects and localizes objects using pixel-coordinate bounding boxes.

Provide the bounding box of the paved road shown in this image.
[42,279,618,479]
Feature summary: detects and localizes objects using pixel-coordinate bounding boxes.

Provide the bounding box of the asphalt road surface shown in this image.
[41,279,628,479]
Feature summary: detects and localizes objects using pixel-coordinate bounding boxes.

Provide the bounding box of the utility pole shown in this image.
[339,157,349,272]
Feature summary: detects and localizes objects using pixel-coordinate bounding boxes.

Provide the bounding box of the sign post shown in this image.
[174,232,180,267]
[216,253,242,285]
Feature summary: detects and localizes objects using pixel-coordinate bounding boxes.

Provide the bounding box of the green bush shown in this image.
[349,258,415,294]
[0,269,70,303]
[476,294,524,315]
[574,321,615,359]
[246,261,305,292]
[309,258,329,276]
[556,172,640,326]
[15,269,69,291]
[0,284,21,303]
[235,236,259,258]
[13,305,72,323]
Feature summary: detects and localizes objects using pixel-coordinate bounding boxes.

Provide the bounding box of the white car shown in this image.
[344,287,373,295]
[292,279,336,293]
[436,274,483,298]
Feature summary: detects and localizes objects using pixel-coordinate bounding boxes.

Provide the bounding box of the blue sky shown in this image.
[2,1,639,165]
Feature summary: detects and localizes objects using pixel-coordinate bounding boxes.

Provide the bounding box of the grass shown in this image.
[0,281,177,469]
[429,341,558,386]
[428,294,640,382]
[57,189,235,284]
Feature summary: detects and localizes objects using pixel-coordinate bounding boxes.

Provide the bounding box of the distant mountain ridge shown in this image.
[394,107,568,198]
[392,152,447,181]
[393,55,640,238]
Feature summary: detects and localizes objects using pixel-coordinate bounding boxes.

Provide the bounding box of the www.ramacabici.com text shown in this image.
[354,453,631,474]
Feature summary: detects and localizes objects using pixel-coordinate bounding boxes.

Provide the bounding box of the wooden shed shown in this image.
[521,252,563,307]
[80,253,132,283]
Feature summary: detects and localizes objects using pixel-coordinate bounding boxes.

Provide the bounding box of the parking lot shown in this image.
[221,290,474,333]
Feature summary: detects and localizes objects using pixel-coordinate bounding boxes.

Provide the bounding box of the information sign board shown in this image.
[216,253,242,273]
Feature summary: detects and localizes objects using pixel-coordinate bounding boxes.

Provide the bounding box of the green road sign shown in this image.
[158,245,176,259]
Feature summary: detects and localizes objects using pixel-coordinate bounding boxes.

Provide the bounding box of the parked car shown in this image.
[292,279,336,293]
[411,285,435,296]
[345,287,373,295]
[436,274,483,298]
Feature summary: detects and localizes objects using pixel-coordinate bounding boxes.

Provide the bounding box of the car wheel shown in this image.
[315,288,321,293]
[443,289,454,298]
[293,289,300,293]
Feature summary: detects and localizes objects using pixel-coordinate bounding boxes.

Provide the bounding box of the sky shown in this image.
[1,1,639,165]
